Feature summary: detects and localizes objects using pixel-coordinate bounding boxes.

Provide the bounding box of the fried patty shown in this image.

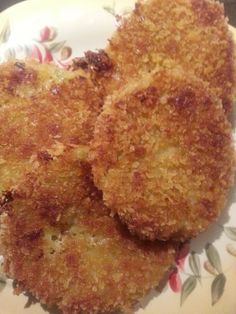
[0,60,177,313]
[0,151,177,314]
[75,0,236,113]
[90,61,235,241]
[0,60,102,200]
[0,59,76,102]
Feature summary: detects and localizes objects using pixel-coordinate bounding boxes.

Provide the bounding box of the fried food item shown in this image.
[0,60,102,200]
[90,61,235,241]
[76,0,236,113]
[0,151,177,314]
[0,59,177,313]
[0,59,75,103]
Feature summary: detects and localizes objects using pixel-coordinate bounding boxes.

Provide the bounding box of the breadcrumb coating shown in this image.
[0,153,177,314]
[0,60,102,197]
[75,0,236,113]
[0,59,177,313]
[0,59,75,102]
[90,62,235,241]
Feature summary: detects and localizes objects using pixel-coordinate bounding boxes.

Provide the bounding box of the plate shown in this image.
[0,1,235,314]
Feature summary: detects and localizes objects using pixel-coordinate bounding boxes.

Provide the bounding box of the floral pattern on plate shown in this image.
[0,1,235,313]
[0,21,72,67]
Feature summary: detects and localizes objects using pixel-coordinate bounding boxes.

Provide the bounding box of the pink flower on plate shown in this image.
[31,45,42,63]
[39,26,56,42]
[43,47,53,63]
[168,243,190,293]
[30,45,53,64]
[169,267,182,293]
[40,26,50,42]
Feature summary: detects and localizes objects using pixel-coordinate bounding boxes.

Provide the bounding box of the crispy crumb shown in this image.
[0,60,102,197]
[0,59,177,313]
[78,0,236,113]
[90,62,235,241]
[0,155,177,314]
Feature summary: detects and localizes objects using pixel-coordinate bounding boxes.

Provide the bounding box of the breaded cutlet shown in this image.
[0,59,76,102]
[0,151,177,314]
[0,59,177,313]
[0,60,102,201]
[90,60,235,241]
[74,0,236,113]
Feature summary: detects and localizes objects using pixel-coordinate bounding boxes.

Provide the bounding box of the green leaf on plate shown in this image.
[211,273,226,306]
[103,6,116,16]
[103,1,116,17]
[205,243,222,274]
[0,277,6,292]
[0,20,11,44]
[224,227,236,241]
[180,276,197,306]
[24,45,32,57]
[48,41,66,53]
[4,47,16,60]
[189,252,201,280]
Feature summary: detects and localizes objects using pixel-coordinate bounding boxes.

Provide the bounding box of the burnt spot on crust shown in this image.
[168,87,196,110]
[35,199,64,226]
[70,57,89,71]
[70,50,113,74]
[134,86,159,108]
[22,229,43,241]
[132,145,146,158]
[0,191,14,208]
[84,50,113,73]
[37,151,53,162]
[191,0,223,26]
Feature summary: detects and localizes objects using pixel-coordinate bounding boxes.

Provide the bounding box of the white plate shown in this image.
[0,1,235,314]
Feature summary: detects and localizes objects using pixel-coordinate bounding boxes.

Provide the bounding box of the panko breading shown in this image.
[0,59,75,102]
[90,62,235,241]
[0,153,177,314]
[0,59,177,313]
[0,60,102,199]
[75,0,236,113]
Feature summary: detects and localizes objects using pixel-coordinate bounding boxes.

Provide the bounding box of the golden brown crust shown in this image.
[0,59,76,100]
[90,62,235,241]
[0,60,177,313]
[0,60,102,194]
[70,51,114,99]
[76,0,236,113]
[0,154,177,314]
